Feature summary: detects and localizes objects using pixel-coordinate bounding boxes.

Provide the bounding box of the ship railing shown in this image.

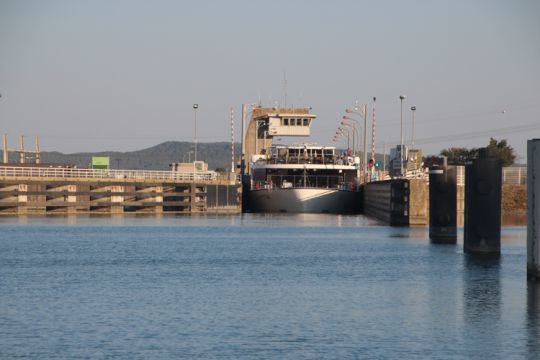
[263,156,354,166]
[0,166,218,182]
[251,175,357,191]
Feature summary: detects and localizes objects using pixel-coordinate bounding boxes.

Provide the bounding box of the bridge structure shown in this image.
[0,166,240,215]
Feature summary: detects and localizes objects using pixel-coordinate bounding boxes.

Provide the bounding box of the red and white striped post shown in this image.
[371,97,376,180]
[230,107,235,174]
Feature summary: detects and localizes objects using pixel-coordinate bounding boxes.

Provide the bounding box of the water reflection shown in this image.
[527,281,540,355]
[387,226,430,241]
[463,255,502,353]
[502,212,527,226]
[0,214,534,358]
[239,213,377,228]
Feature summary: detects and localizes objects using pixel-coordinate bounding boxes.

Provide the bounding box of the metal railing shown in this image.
[503,167,527,185]
[260,155,358,166]
[251,175,357,191]
[454,166,526,186]
[0,166,218,182]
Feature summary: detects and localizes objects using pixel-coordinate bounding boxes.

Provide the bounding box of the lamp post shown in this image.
[333,134,346,147]
[345,105,367,183]
[335,128,350,150]
[342,116,355,154]
[193,104,198,162]
[340,119,360,155]
[410,106,416,149]
[399,95,406,177]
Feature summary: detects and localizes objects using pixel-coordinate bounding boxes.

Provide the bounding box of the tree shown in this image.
[422,155,442,168]
[439,147,477,165]
[439,138,515,166]
[485,138,515,166]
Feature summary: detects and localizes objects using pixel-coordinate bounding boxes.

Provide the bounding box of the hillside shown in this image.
[1,142,241,171]
[1,141,388,171]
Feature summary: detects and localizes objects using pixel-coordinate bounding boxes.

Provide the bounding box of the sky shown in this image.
[1,0,539,161]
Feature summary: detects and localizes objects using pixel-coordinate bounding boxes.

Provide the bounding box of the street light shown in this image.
[342,116,358,154]
[335,128,350,149]
[193,104,198,162]
[341,119,354,153]
[340,119,360,154]
[344,106,368,183]
[410,106,416,149]
[399,95,406,176]
[333,132,345,143]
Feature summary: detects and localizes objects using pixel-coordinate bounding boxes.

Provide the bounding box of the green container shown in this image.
[92,156,110,170]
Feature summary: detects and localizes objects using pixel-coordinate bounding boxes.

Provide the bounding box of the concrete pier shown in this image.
[528,139,540,280]
[0,166,240,215]
[464,153,502,254]
[429,166,457,243]
[363,179,408,226]
[363,178,428,226]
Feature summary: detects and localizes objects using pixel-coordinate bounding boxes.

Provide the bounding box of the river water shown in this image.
[1,215,538,359]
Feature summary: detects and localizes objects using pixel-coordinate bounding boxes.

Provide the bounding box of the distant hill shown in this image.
[1,141,390,171]
[1,141,241,171]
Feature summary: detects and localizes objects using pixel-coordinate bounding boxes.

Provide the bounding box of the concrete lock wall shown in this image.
[409,179,428,226]
[528,139,540,280]
[363,180,393,224]
[0,178,241,215]
[206,184,241,213]
[364,179,428,226]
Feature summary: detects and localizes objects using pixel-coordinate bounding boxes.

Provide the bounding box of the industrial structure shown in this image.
[2,134,41,164]
[0,166,238,214]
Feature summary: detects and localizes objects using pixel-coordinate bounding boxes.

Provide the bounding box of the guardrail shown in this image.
[251,174,353,191]
[0,166,218,182]
[454,166,526,186]
[503,166,527,185]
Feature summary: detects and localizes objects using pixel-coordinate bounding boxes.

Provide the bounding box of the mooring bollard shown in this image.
[464,150,502,254]
[429,165,457,243]
[528,139,540,280]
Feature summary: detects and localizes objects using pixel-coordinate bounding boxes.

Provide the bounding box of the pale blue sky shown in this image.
[1,0,539,160]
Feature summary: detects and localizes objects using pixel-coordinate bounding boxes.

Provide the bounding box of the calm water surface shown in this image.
[0,214,538,359]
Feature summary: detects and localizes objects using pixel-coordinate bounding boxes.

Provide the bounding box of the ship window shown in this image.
[296,118,302,126]
[303,118,310,126]
[290,118,295,126]
[283,118,289,126]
